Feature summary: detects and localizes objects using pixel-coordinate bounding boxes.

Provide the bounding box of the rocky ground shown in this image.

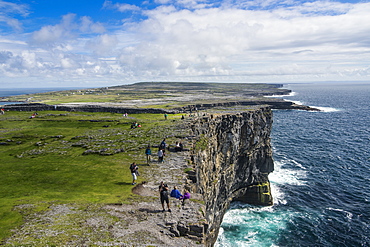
[4,144,207,246]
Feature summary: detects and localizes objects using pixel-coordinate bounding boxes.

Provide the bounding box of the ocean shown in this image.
[216,83,370,247]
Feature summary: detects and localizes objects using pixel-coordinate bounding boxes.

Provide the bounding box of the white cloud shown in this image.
[1,0,370,88]
[85,34,119,55]
[30,14,77,45]
[79,16,106,33]
[103,0,141,12]
[117,1,370,82]
[30,14,106,46]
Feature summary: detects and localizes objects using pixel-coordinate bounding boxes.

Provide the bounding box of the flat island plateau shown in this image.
[0,82,318,246]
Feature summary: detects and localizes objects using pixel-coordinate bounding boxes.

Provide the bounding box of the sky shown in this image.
[0,0,369,88]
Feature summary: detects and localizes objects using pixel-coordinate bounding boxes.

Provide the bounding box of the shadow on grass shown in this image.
[114,182,133,186]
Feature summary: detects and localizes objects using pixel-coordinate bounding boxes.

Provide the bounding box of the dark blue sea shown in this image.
[216,83,370,247]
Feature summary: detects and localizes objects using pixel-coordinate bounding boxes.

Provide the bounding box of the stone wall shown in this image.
[190,107,274,246]
[2,103,173,114]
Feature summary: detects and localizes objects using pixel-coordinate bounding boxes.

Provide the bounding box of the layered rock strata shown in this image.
[190,107,274,246]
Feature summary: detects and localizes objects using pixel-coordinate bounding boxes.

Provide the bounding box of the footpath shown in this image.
[103,149,206,246]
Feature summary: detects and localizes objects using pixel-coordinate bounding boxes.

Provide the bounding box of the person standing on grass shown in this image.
[145,145,152,165]
[130,162,138,185]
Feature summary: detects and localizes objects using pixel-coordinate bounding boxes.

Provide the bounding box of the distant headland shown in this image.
[1,82,320,112]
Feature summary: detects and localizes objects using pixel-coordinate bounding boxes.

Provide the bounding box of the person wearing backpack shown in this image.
[129,162,138,185]
[159,181,171,212]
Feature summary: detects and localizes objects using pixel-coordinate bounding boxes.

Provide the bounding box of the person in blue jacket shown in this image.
[170,186,182,199]
[145,145,152,165]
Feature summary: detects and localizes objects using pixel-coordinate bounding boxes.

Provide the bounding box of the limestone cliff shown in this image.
[190,107,274,246]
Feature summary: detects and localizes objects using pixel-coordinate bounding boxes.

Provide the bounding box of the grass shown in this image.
[0,110,185,241]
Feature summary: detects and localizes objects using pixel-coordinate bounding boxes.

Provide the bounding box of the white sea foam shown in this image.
[283,98,341,112]
[264,91,296,97]
[292,159,306,169]
[310,106,341,112]
[268,159,307,206]
[269,160,307,186]
[327,207,353,220]
[270,182,287,206]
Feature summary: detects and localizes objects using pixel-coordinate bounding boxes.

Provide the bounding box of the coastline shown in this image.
[0,83,317,245]
[1,105,274,246]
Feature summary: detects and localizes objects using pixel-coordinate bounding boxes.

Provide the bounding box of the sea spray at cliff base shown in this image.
[216,83,370,247]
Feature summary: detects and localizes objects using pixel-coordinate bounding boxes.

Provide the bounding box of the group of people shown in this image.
[145,138,185,165]
[29,112,38,119]
[130,137,190,212]
[159,181,191,212]
[144,139,166,165]
[157,138,166,163]
[131,138,186,184]
[129,166,192,212]
[130,122,141,129]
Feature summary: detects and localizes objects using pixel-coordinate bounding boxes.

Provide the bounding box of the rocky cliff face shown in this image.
[190,107,274,246]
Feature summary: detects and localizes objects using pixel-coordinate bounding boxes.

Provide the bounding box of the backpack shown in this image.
[160,184,169,196]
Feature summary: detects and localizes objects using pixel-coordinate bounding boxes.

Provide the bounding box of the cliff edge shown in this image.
[2,106,274,246]
[191,107,274,246]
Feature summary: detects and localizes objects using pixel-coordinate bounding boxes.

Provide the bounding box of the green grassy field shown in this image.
[0,110,184,241]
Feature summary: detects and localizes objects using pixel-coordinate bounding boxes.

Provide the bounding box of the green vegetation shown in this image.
[0,110,186,241]
[195,134,209,152]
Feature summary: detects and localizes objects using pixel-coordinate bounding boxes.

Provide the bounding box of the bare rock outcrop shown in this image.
[190,107,274,246]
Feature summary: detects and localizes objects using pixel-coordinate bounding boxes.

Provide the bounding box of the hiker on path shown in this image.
[145,145,152,165]
[159,181,171,212]
[160,138,166,150]
[130,162,138,185]
[158,149,164,163]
